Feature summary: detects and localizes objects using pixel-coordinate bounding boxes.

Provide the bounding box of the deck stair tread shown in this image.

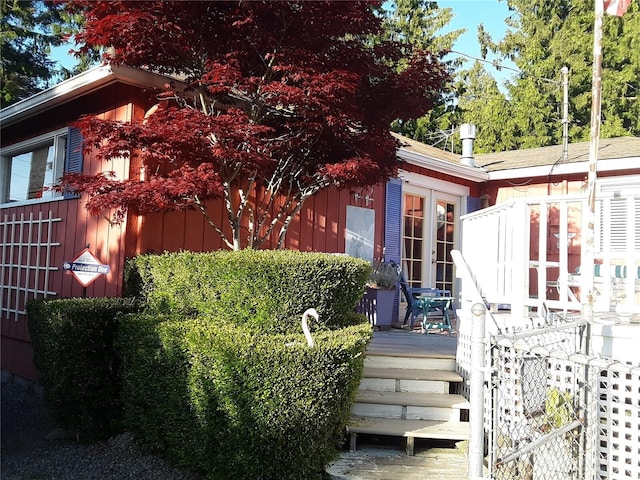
[355,391,469,409]
[349,331,468,452]
[348,416,469,441]
[363,367,463,383]
[365,332,457,359]
[366,348,456,359]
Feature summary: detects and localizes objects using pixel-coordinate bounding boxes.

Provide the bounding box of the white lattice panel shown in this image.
[597,365,640,480]
[0,211,61,320]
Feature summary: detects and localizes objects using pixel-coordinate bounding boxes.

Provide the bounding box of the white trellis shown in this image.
[0,211,61,321]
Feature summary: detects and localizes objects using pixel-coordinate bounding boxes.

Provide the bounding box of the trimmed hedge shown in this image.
[118,313,371,480]
[27,250,372,477]
[124,249,371,333]
[26,297,141,438]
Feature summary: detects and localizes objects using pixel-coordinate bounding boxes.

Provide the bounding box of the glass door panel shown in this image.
[434,199,456,295]
[402,193,424,288]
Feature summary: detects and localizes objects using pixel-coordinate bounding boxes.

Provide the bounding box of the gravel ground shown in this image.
[1,381,203,480]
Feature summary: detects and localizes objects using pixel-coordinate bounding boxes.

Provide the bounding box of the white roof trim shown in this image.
[399,169,471,196]
[0,64,180,127]
[397,149,488,182]
[487,156,640,180]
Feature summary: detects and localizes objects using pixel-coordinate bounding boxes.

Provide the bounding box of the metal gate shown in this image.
[486,319,640,480]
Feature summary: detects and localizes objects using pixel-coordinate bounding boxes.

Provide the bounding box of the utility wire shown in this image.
[449,49,561,85]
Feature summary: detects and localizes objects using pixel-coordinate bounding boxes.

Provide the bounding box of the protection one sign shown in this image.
[62,248,110,287]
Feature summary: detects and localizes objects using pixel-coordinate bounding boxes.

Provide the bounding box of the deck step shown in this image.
[353,391,469,422]
[360,367,463,394]
[363,367,463,383]
[350,332,466,454]
[348,416,470,440]
[355,391,469,409]
[365,354,456,371]
[347,417,470,455]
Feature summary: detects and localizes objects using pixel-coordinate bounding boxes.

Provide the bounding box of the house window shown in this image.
[0,128,69,205]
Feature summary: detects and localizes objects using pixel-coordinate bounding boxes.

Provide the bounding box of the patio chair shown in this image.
[399,271,450,328]
[566,263,640,309]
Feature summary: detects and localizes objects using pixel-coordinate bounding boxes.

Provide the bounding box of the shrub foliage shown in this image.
[119,315,370,479]
[124,249,371,332]
[28,250,372,478]
[27,297,141,438]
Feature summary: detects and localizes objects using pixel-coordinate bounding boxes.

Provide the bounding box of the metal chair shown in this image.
[398,271,449,328]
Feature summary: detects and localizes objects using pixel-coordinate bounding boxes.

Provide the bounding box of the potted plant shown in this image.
[363,259,400,329]
[368,259,401,290]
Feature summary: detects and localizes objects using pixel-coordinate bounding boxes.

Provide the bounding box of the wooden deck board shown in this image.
[348,417,470,441]
[326,445,471,480]
[355,391,469,409]
[363,367,463,383]
[367,330,457,358]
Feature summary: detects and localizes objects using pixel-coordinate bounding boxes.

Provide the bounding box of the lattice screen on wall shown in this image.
[0,211,60,321]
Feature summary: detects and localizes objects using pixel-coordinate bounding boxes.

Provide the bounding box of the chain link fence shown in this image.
[485,318,640,480]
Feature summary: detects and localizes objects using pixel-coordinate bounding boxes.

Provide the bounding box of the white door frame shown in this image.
[399,170,470,301]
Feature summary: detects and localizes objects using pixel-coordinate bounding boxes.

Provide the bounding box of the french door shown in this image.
[402,188,458,296]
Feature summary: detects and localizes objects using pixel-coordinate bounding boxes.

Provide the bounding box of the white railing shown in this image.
[460,193,640,316]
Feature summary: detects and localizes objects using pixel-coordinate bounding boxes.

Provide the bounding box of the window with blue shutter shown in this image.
[467,196,483,214]
[385,177,403,322]
[1,127,72,204]
[64,126,83,199]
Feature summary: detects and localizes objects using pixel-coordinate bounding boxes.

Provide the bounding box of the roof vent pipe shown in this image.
[460,123,476,167]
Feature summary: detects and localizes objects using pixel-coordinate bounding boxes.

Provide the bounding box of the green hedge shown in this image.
[124,249,371,333]
[118,314,371,480]
[26,297,141,438]
[27,250,372,476]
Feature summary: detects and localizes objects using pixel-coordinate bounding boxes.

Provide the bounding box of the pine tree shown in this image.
[382,0,465,147]
[471,0,640,151]
[1,0,66,105]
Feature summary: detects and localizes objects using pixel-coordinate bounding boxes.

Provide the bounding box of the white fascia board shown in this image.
[397,149,488,182]
[0,65,180,127]
[398,169,471,197]
[487,157,640,180]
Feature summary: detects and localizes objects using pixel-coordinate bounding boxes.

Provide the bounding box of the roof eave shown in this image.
[398,149,489,182]
[487,157,640,180]
[0,64,179,127]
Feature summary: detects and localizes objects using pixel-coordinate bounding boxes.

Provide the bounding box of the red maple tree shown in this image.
[58,0,449,250]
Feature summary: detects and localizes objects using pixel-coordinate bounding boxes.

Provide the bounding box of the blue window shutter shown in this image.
[384,177,402,264]
[64,126,83,199]
[467,196,483,214]
[385,177,402,323]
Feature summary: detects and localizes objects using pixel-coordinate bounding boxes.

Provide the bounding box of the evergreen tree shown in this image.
[471,0,640,151]
[456,61,519,152]
[382,0,465,148]
[2,0,62,105]
[1,0,93,106]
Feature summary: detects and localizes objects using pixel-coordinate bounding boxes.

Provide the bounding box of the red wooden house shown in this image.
[2,65,637,382]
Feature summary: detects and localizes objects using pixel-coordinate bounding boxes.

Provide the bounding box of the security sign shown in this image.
[63,248,111,287]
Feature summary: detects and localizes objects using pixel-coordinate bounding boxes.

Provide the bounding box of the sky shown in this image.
[437,0,517,86]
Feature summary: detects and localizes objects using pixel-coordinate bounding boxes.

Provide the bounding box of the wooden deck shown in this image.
[330,328,472,479]
[367,329,458,358]
[327,444,470,480]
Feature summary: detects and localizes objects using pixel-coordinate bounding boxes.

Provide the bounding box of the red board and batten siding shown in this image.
[132,184,386,257]
[0,198,128,380]
[1,81,390,381]
[1,86,151,381]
